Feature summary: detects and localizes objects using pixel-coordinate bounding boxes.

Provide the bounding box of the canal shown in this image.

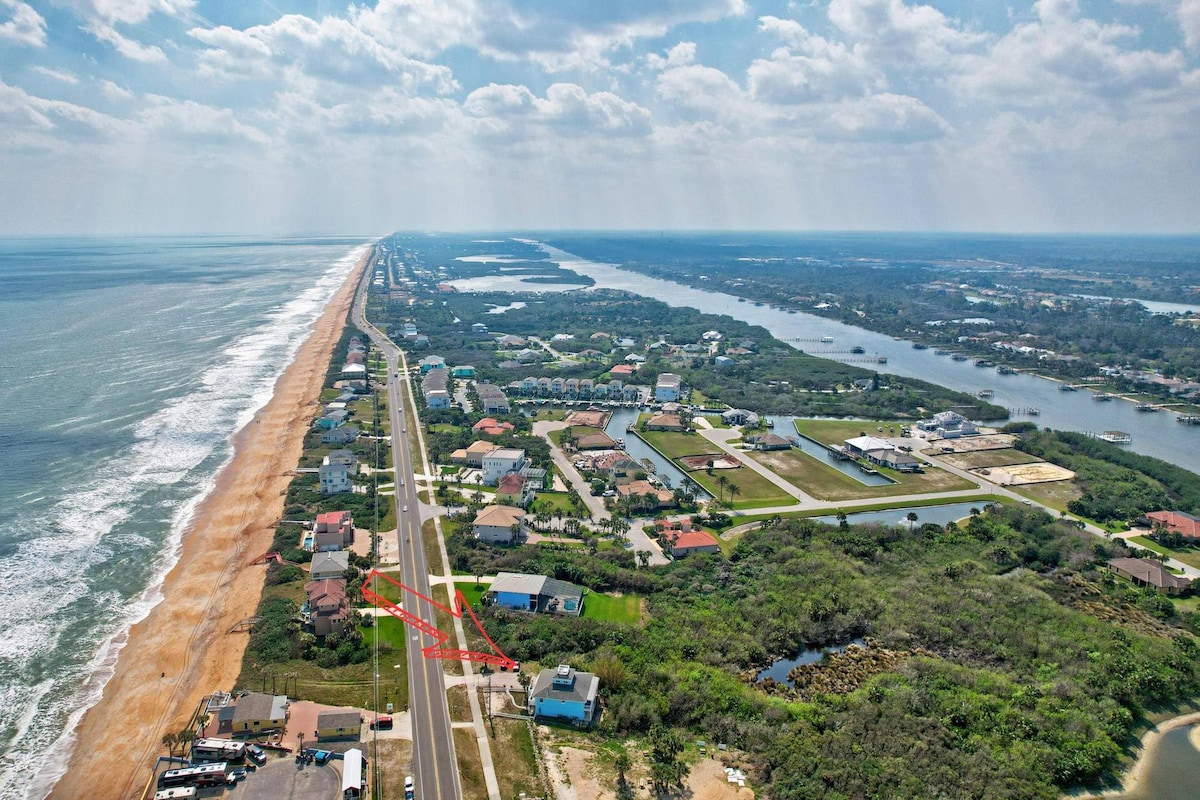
[538,244,1200,476]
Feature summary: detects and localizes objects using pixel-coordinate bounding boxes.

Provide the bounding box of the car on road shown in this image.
[402,505,408,512]
[226,767,248,785]
[405,775,415,799]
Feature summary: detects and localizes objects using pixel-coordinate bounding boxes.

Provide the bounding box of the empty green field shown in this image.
[582,591,642,624]
[684,463,794,509]
[746,447,976,501]
[792,418,909,446]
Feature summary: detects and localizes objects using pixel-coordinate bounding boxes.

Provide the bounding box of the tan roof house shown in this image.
[472,505,526,544]
[1107,557,1192,595]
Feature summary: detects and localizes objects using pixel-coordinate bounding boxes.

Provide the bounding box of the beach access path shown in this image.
[48,248,369,800]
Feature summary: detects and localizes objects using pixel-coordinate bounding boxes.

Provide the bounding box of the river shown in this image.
[535,244,1200,476]
[1121,723,1200,800]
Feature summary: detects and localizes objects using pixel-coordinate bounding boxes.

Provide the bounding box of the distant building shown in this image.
[319,451,357,495]
[310,550,350,581]
[644,413,686,432]
[452,365,475,378]
[305,578,349,636]
[418,355,446,374]
[917,410,979,438]
[721,408,760,427]
[473,417,515,437]
[320,425,360,446]
[530,665,600,724]
[615,480,675,508]
[1146,511,1200,541]
[488,572,585,615]
[313,511,354,551]
[464,440,498,467]
[316,710,362,741]
[229,692,288,735]
[472,505,526,544]
[747,433,792,451]
[482,447,526,485]
[1107,557,1193,595]
[714,356,734,368]
[655,373,682,401]
[664,529,721,558]
[496,473,533,507]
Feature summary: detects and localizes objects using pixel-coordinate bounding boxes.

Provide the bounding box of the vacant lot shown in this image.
[746,447,976,502]
[685,463,794,509]
[792,418,908,445]
[637,424,716,460]
[1014,479,1083,512]
[973,462,1075,486]
[940,448,1040,470]
[583,591,643,625]
[489,717,544,800]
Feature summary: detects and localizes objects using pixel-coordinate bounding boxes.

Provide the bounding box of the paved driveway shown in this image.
[223,757,339,800]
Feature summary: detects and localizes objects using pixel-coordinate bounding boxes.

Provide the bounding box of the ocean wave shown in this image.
[0,244,365,800]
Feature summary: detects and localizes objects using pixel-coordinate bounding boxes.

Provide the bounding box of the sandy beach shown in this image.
[1069,710,1200,799]
[47,248,369,800]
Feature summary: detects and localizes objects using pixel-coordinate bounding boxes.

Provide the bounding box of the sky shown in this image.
[1,0,1198,234]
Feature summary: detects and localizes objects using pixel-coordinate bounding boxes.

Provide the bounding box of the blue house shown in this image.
[488,572,584,616]
[530,665,600,724]
[452,365,476,378]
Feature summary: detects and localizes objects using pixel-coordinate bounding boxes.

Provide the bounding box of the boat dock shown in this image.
[1085,431,1133,444]
[1179,415,1200,425]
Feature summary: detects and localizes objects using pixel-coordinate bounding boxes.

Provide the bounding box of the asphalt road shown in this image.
[351,252,461,800]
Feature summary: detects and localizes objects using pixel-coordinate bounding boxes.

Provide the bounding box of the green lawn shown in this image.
[701,415,731,429]
[365,616,409,707]
[529,491,578,516]
[430,423,464,434]
[1128,535,1200,571]
[745,446,976,502]
[685,464,794,509]
[532,409,567,422]
[636,420,719,460]
[792,418,910,446]
[583,591,643,624]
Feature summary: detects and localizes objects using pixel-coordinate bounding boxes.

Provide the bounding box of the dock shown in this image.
[1085,431,1132,444]
[1179,415,1200,425]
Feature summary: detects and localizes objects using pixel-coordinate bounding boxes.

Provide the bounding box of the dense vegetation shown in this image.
[1015,429,1200,523]
[374,260,1007,421]
[458,506,1199,798]
[543,233,1200,388]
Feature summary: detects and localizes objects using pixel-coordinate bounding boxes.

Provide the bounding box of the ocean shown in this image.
[0,236,368,798]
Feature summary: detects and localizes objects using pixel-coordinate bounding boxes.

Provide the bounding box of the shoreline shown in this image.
[1067,710,1200,799]
[45,246,370,800]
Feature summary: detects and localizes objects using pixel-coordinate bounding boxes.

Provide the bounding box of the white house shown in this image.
[917,410,979,438]
[472,505,526,544]
[319,451,358,495]
[655,373,682,402]
[482,447,526,485]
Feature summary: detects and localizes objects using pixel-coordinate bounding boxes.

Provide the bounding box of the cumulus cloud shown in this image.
[87,23,168,62]
[750,17,883,103]
[33,67,80,84]
[72,0,194,26]
[464,81,652,136]
[0,0,46,46]
[824,92,952,141]
[646,41,697,71]
[827,0,986,68]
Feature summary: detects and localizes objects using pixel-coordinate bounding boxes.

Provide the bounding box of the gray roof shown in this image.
[311,551,349,574]
[233,693,287,723]
[530,667,600,705]
[1109,558,1193,590]
[317,711,362,730]
[490,572,546,596]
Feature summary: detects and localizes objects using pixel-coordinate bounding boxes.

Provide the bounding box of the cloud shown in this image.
[0,0,46,46]
[33,67,80,85]
[188,14,457,93]
[826,0,987,68]
[1118,0,1200,49]
[138,94,269,146]
[956,0,1189,107]
[0,79,126,147]
[824,92,952,141]
[100,80,134,100]
[87,23,168,62]
[464,81,652,137]
[646,41,697,71]
[72,0,194,25]
[750,17,883,103]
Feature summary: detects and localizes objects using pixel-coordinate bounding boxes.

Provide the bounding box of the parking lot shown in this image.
[217,757,340,800]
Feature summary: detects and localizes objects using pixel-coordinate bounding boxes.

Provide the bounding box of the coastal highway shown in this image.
[351,251,462,800]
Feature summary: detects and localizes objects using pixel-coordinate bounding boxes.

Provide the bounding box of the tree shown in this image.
[906,511,919,531]
[836,511,849,531]
[726,482,741,508]
[637,550,651,568]
[161,731,179,759]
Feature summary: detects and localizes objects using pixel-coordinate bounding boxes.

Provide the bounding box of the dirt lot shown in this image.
[566,410,609,429]
[971,461,1075,485]
[679,454,741,470]
[549,741,754,800]
[940,448,1041,470]
[929,433,1017,453]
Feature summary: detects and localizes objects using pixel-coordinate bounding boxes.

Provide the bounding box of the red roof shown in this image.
[1147,511,1200,538]
[316,511,350,525]
[669,530,719,551]
[496,473,525,494]
[610,364,636,375]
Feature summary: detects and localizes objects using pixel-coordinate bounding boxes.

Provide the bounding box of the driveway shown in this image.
[531,420,610,521]
[226,757,339,800]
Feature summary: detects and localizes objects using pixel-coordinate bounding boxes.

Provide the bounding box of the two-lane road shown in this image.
[352,253,461,800]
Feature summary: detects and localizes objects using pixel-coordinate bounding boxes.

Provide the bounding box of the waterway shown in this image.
[762,414,895,486]
[603,409,711,499]
[1122,723,1200,800]
[535,244,1200,476]
[755,638,866,685]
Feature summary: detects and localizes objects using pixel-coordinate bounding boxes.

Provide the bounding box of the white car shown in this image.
[402,505,408,512]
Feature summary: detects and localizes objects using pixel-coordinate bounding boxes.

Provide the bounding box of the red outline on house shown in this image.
[362,569,517,670]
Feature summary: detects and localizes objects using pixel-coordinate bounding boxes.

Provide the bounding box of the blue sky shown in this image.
[1,0,1198,234]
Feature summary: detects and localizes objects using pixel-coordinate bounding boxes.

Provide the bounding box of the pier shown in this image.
[1084,431,1132,444]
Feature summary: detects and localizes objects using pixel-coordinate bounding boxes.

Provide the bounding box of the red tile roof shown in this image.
[1147,511,1200,538]
[610,364,636,375]
[496,473,525,494]
[668,530,720,552]
[316,511,350,525]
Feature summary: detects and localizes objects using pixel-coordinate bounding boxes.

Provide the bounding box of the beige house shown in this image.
[472,505,526,544]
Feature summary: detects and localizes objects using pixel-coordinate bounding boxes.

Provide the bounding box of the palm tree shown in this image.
[906,511,919,532]
[161,731,179,759]
[727,483,741,508]
[714,474,730,505]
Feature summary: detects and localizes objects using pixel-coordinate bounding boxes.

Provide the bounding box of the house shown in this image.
[722,408,761,427]
[482,447,526,485]
[1107,557,1193,595]
[714,356,735,368]
[464,440,498,467]
[321,425,360,445]
[530,665,600,724]
[601,455,642,483]
[655,373,682,401]
[319,451,358,495]
[496,473,533,507]
[747,433,793,451]
[615,480,675,508]
[340,362,367,377]
[229,692,289,735]
[315,410,348,430]
[665,528,722,558]
[476,383,510,414]
[843,436,894,458]
[472,322,489,336]
[452,365,476,378]
[414,334,430,348]
[917,410,979,438]
[316,710,362,741]
[644,413,686,432]
[473,417,516,437]
[520,465,548,489]
[422,367,451,409]
[575,430,617,450]
[488,572,585,615]
[418,355,446,374]
[1146,511,1200,541]
[472,505,526,544]
[610,364,636,377]
[314,511,354,551]
[310,550,350,580]
[877,450,921,472]
[497,334,526,347]
[305,578,350,635]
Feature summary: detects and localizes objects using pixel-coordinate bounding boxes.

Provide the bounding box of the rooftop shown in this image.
[473,504,525,528]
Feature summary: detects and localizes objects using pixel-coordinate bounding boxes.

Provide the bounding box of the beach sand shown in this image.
[47,248,369,800]
[1069,710,1200,799]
